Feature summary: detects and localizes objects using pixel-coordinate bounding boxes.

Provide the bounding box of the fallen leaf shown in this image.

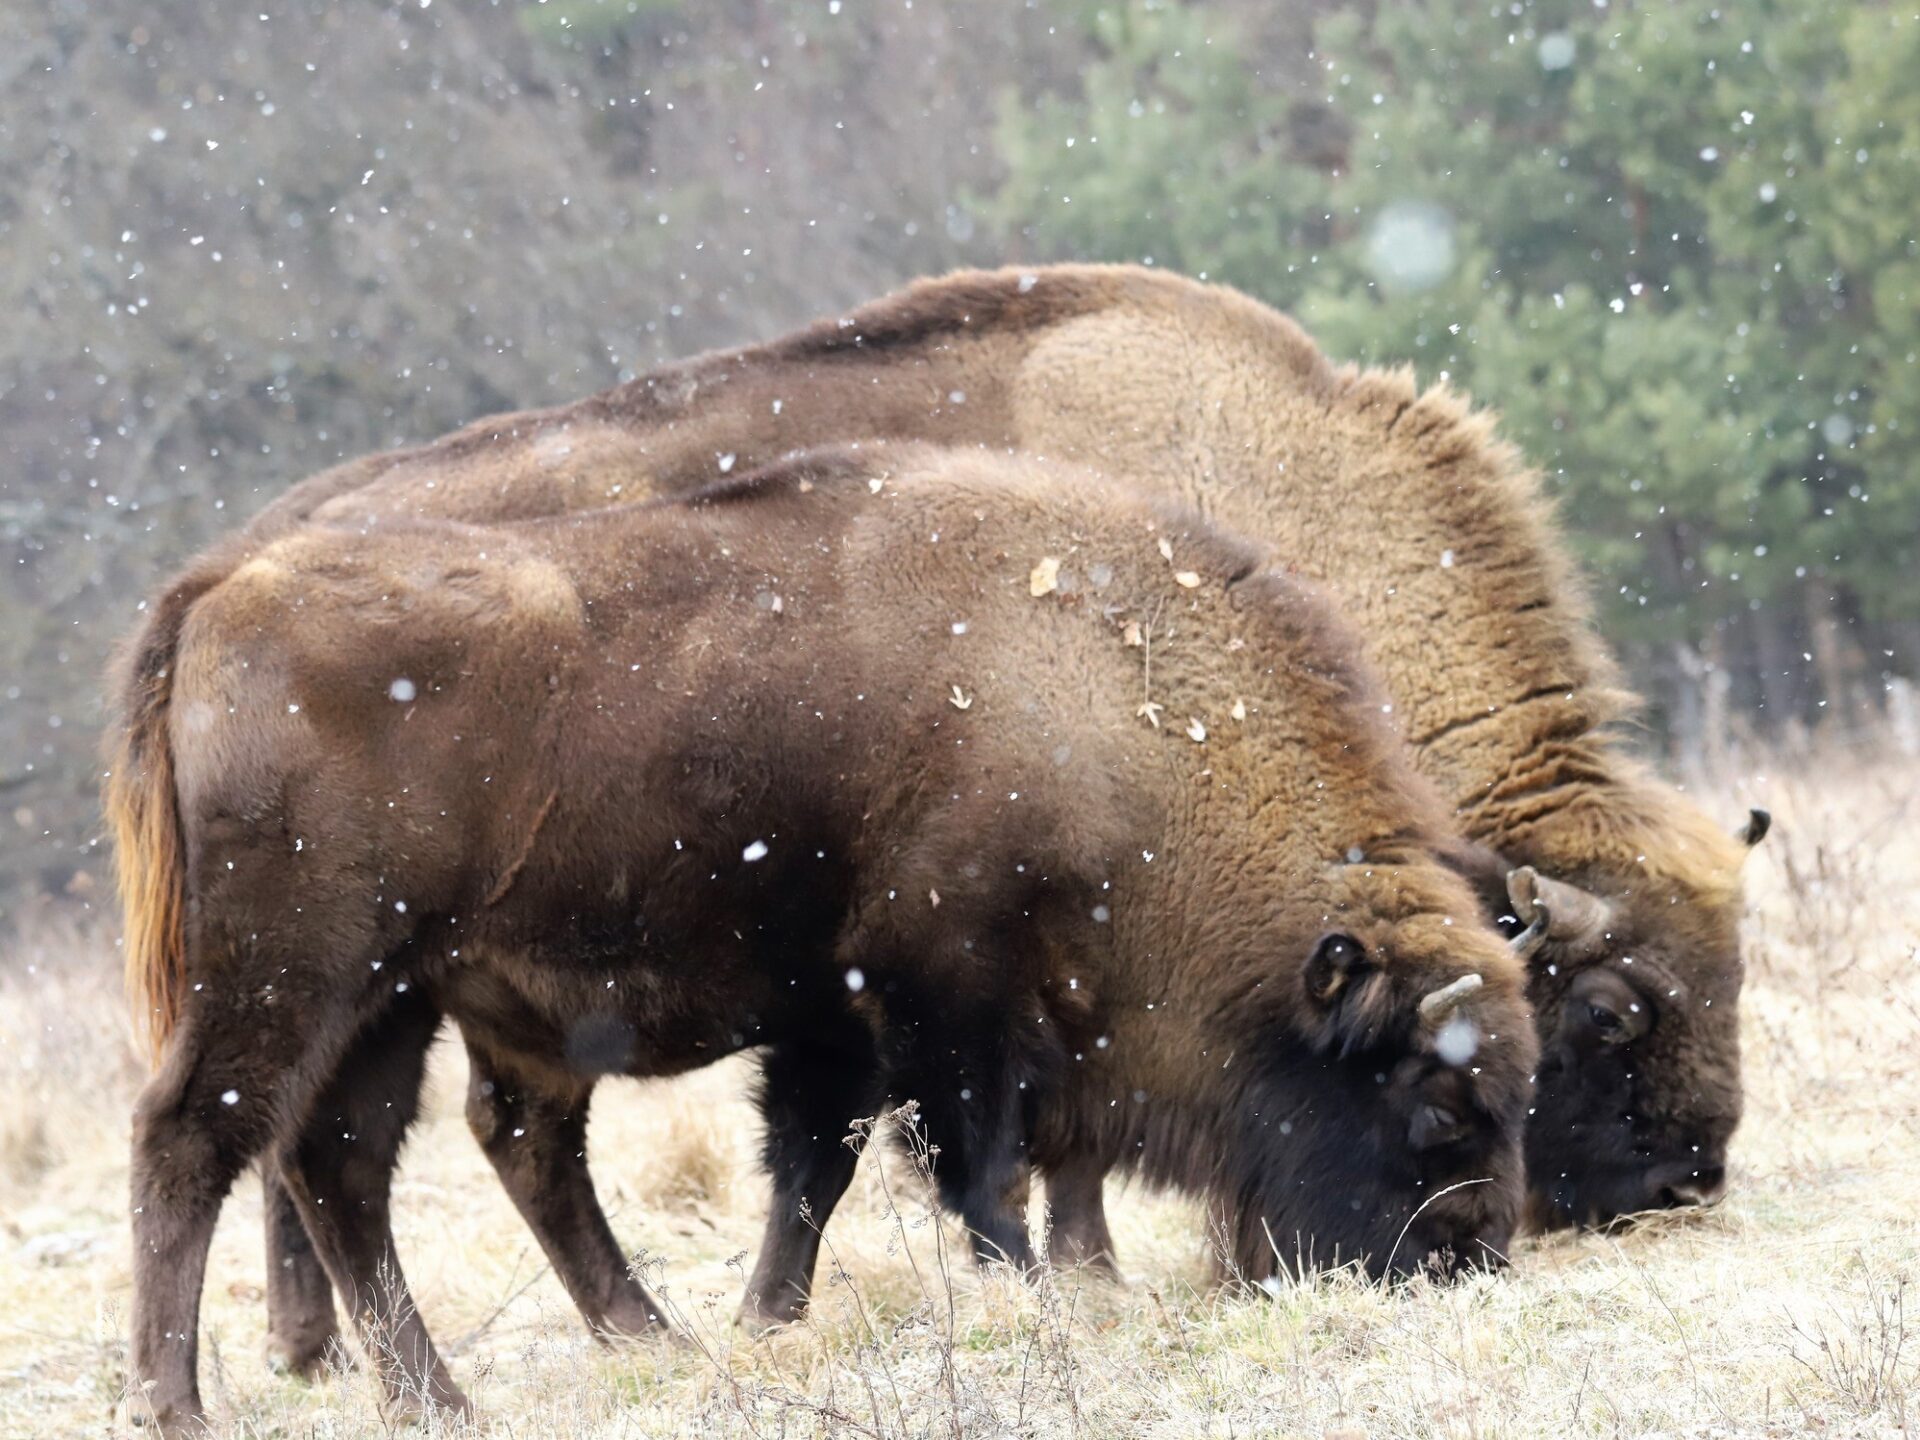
[1030,556,1061,596]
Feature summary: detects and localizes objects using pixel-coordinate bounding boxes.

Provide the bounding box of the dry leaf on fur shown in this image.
[950,684,972,710]
[1122,619,1144,647]
[1174,570,1201,589]
[1030,556,1061,596]
[1231,698,1247,721]
[1157,536,1174,562]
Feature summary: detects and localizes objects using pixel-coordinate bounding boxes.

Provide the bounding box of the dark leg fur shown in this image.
[741,1031,888,1329]
[463,1041,670,1340]
[277,994,468,1421]
[1043,1154,1123,1277]
[262,1168,342,1378]
[128,1048,260,1434]
[129,994,369,1434]
[912,1054,1037,1272]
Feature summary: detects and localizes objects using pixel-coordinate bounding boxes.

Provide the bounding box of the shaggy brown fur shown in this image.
[226,264,1758,1233]
[108,447,1533,1433]
[121,265,1760,1358]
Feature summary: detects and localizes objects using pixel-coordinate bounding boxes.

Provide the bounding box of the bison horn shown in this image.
[1738,807,1771,847]
[1508,905,1551,959]
[1505,866,1613,950]
[1419,972,1483,1024]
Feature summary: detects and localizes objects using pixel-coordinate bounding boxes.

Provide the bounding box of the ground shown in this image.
[1,747,1916,1439]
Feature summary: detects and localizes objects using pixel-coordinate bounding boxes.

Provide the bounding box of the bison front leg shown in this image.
[741,1028,887,1331]
[910,1052,1038,1274]
[462,1040,670,1341]
[261,1168,341,1378]
[1042,1154,1123,1278]
[278,992,468,1423]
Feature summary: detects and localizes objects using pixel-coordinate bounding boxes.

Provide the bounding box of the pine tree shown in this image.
[990,0,1920,728]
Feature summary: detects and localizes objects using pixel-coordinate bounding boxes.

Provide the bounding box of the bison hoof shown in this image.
[126,1398,204,1439]
[1059,1254,1126,1285]
[265,1326,342,1381]
[381,1386,472,1430]
[592,1304,675,1346]
[737,1295,807,1335]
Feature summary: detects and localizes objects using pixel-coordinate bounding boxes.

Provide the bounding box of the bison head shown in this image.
[1506,808,1767,1229]
[1212,914,1536,1283]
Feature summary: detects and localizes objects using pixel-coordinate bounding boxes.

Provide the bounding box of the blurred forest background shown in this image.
[3,0,1916,914]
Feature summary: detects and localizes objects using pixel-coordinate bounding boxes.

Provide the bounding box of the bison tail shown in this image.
[105,573,216,1066]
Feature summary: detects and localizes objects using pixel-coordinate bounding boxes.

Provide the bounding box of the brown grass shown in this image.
[2,746,1917,1438]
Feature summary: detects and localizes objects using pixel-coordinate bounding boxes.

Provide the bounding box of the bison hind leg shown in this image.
[262,1168,342,1379]
[129,972,380,1432]
[276,988,468,1423]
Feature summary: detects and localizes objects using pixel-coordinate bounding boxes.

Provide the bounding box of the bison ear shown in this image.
[1505,866,1613,952]
[1303,932,1370,1006]
[1737,807,1771,848]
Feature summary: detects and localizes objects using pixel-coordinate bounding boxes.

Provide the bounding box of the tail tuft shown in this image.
[105,574,217,1065]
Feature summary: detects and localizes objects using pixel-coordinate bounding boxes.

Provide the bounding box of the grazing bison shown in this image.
[109,447,1535,1433]
[241,263,1760,1239]
[180,264,1757,1352]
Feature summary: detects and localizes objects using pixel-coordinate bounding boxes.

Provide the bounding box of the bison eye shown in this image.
[1586,1002,1626,1038]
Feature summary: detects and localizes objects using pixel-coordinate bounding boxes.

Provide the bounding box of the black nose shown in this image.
[1651,1161,1727,1209]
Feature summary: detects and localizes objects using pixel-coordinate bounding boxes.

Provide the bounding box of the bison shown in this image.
[236,264,1761,1247]
[110,446,1536,1432]
[150,264,1762,1356]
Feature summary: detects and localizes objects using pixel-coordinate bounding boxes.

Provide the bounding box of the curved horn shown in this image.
[1419,972,1483,1024]
[1739,807,1771,847]
[1506,866,1613,949]
[1509,904,1551,960]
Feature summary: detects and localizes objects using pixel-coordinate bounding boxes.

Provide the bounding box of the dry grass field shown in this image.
[2,745,1916,1439]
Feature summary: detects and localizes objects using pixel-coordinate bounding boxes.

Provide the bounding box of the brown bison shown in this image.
[109,447,1536,1432]
[230,263,1762,1247]
[146,264,1765,1361]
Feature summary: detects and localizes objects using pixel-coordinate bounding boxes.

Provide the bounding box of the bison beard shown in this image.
[109,446,1534,1432]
